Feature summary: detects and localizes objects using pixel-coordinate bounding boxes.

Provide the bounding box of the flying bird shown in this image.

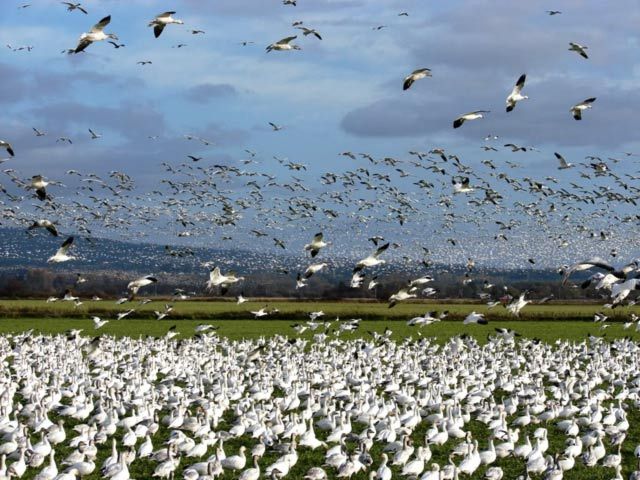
[28,219,58,236]
[505,74,527,112]
[266,36,300,52]
[569,42,589,59]
[149,11,184,38]
[571,98,596,120]
[73,15,117,53]
[127,275,158,295]
[0,140,14,157]
[296,26,322,40]
[453,111,489,129]
[47,236,76,263]
[62,2,87,14]
[304,232,329,258]
[403,68,431,91]
[554,152,573,169]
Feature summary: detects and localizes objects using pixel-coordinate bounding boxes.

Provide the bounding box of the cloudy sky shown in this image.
[1,0,639,267]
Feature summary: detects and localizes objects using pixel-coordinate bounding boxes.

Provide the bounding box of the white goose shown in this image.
[506,74,527,112]
[47,236,76,263]
[149,12,184,38]
[73,15,117,53]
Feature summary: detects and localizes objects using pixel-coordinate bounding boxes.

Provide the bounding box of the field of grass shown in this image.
[2,301,640,480]
[2,317,640,345]
[0,298,637,322]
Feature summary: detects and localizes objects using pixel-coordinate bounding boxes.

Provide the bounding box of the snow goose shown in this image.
[554,152,573,169]
[30,175,50,201]
[569,42,589,59]
[303,263,328,278]
[296,26,322,40]
[149,12,184,38]
[28,219,58,236]
[388,288,416,308]
[304,232,329,257]
[127,275,157,296]
[354,242,389,272]
[73,15,117,53]
[47,236,76,263]
[453,111,489,128]
[571,97,596,120]
[0,140,14,157]
[62,2,88,14]
[463,311,487,324]
[452,176,474,194]
[266,36,301,52]
[206,267,244,294]
[403,68,431,90]
[506,74,527,112]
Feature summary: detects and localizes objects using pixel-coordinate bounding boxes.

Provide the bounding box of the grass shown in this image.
[0,298,637,322]
[3,300,640,479]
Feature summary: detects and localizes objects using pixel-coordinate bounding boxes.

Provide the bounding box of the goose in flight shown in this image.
[403,68,431,90]
[268,122,284,131]
[28,219,58,236]
[149,12,184,38]
[304,232,329,257]
[452,176,474,194]
[505,74,527,112]
[92,316,108,329]
[303,262,328,278]
[0,140,14,157]
[62,2,87,14]
[31,175,50,201]
[88,128,102,139]
[127,275,157,295]
[546,10,562,15]
[611,278,640,306]
[354,243,389,272]
[47,236,76,263]
[571,98,596,120]
[463,311,487,324]
[388,288,416,308]
[296,26,322,40]
[561,257,638,285]
[266,36,300,52]
[32,127,46,136]
[453,111,489,129]
[569,42,588,59]
[206,267,244,294]
[73,15,117,53]
[554,152,573,169]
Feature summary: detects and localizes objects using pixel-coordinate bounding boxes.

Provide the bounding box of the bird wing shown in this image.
[154,24,166,38]
[279,36,297,44]
[58,236,74,255]
[562,257,615,285]
[374,242,390,258]
[90,15,111,33]
[511,74,526,94]
[582,97,596,104]
[554,152,568,168]
[313,232,323,242]
[155,11,176,19]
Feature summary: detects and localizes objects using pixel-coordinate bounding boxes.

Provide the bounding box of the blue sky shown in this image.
[1,0,639,268]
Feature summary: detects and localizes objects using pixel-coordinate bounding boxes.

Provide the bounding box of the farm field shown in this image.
[0,299,637,322]
[1,316,639,480]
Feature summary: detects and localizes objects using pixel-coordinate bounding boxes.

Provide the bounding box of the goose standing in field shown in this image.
[28,219,58,236]
[569,42,589,59]
[403,68,431,90]
[353,243,389,272]
[0,140,14,157]
[304,232,329,257]
[554,152,573,169]
[47,236,76,263]
[571,97,596,120]
[266,36,301,52]
[127,275,158,296]
[505,74,527,112]
[206,267,244,294]
[149,12,184,38]
[453,111,489,128]
[73,15,117,53]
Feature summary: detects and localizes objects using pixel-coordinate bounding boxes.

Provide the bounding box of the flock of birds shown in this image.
[1,325,640,480]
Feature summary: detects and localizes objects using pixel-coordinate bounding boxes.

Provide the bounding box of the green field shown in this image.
[0,298,637,322]
[2,300,640,480]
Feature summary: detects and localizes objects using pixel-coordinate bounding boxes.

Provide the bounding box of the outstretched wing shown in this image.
[90,15,111,33]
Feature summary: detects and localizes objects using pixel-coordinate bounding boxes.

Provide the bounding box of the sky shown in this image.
[1,0,639,269]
